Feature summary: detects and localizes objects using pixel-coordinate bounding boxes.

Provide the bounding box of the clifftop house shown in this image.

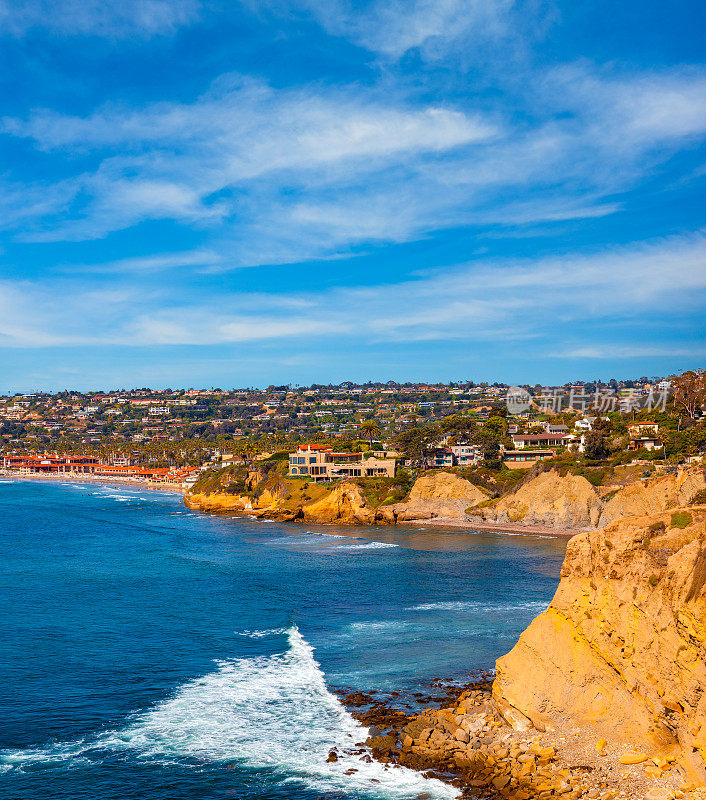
[288,444,398,482]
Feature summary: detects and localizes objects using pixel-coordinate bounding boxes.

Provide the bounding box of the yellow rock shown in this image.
[492,504,706,786]
[619,751,649,764]
[644,789,674,800]
[534,745,556,758]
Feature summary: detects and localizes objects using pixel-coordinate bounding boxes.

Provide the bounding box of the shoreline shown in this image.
[341,679,682,800]
[403,516,586,538]
[2,476,579,537]
[0,472,185,495]
[185,499,584,539]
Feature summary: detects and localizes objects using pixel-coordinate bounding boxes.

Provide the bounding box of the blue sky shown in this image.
[0,0,704,391]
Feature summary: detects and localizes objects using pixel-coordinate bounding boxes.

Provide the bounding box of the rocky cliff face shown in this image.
[394,471,487,521]
[185,469,486,525]
[474,468,706,532]
[474,470,602,529]
[600,471,706,526]
[493,506,706,785]
[300,482,379,524]
[185,465,706,532]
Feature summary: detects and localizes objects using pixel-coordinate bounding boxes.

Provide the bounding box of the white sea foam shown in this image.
[235,627,290,638]
[0,627,457,798]
[406,600,548,613]
[333,541,399,551]
[348,621,412,633]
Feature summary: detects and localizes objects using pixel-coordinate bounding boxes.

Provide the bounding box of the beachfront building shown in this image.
[2,454,100,473]
[288,444,398,482]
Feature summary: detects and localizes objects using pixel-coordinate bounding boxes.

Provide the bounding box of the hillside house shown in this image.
[288,444,397,482]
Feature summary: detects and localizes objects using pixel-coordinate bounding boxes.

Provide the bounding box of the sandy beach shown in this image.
[405,516,586,538]
[0,472,185,495]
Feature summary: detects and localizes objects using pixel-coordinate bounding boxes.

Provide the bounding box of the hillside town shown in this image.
[2,371,704,490]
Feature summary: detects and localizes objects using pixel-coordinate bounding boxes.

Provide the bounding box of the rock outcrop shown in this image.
[300,481,378,524]
[184,491,247,513]
[394,471,487,521]
[185,465,706,533]
[493,506,706,785]
[473,470,602,529]
[600,472,706,526]
[472,468,706,532]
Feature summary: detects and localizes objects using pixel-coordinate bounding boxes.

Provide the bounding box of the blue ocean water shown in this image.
[0,479,566,799]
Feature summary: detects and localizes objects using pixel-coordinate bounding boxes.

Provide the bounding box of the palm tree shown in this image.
[359,420,381,450]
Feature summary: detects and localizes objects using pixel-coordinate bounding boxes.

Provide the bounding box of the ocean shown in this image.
[0,479,566,799]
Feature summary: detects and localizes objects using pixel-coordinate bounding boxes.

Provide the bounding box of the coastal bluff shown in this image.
[493,506,706,786]
[184,467,489,525]
[185,465,706,532]
[472,468,706,531]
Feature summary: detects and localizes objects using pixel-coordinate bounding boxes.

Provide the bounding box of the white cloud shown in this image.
[68,249,225,274]
[0,0,200,38]
[250,0,533,61]
[2,76,495,246]
[549,345,706,359]
[2,61,706,263]
[1,231,704,348]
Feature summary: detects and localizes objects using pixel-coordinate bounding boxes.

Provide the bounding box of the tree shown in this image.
[359,420,382,449]
[671,370,706,421]
[474,428,501,461]
[439,414,477,440]
[583,430,610,460]
[393,424,439,466]
[484,415,508,437]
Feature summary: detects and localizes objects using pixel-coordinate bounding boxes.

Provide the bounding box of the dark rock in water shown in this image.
[326,750,338,762]
[343,691,374,707]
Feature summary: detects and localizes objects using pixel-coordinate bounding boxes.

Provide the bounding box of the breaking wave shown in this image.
[0,626,457,797]
[406,600,548,613]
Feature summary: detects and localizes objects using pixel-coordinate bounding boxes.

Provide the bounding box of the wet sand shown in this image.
[406,516,587,538]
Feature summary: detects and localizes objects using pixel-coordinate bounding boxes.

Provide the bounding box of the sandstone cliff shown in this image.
[472,468,706,532]
[185,469,486,525]
[493,506,706,785]
[600,471,706,526]
[185,464,706,532]
[394,471,487,521]
[300,481,379,524]
[473,470,602,529]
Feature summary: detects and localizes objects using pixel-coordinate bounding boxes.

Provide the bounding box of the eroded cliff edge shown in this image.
[185,464,706,532]
[493,506,706,785]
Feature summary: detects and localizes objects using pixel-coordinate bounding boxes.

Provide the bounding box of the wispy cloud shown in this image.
[550,345,706,359]
[249,0,546,62]
[3,58,705,266]
[2,231,704,348]
[3,76,494,247]
[0,0,200,38]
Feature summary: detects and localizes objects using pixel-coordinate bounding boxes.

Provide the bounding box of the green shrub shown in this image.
[670,511,693,529]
